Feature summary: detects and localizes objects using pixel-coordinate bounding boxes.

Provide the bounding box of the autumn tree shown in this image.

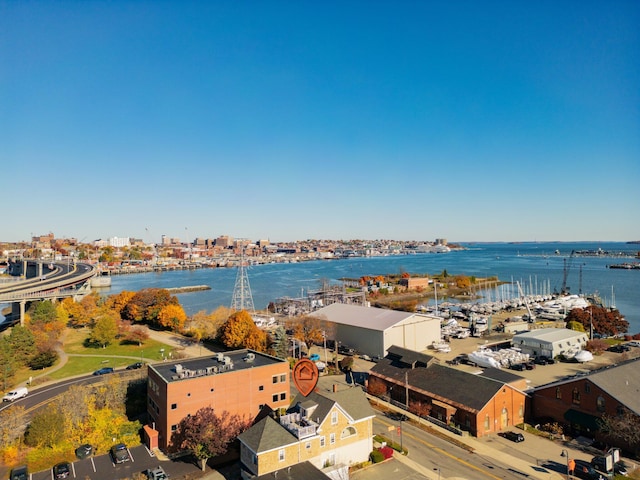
[289,315,325,347]
[566,320,586,333]
[409,400,432,419]
[104,290,136,316]
[61,293,100,328]
[158,304,187,331]
[26,300,65,348]
[454,275,471,289]
[121,288,179,327]
[0,405,26,446]
[565,305,629,337]
[170,407,251,470]
[125,325,150,345]
[184,306,233,341]
[219,310,267,351]
[366,377,388,397]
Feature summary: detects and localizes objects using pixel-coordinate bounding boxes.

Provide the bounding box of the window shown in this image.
[320,436,325,447]
[252,454,257,465]
[556,387,562,399]
[259,385,264,391]
[572,388,581,405]
[280,393,286,401]
[280,374,286,382]
[171,403,177,410]
[278,449,285,462]
[519,404,524,418]
[273,376,278,384]
[341,426,356,439]
[585,383,591,394]
[272,394,278,403]
[596,396,605,412]
[330,433,336,445]
[484,415,490,430]
[331,411,338,425]
[305,442,311,450]
[171,424,177,431]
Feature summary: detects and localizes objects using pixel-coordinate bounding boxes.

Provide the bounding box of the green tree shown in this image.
[169,407,250,470]
[6,325,37,366]
[90,313,119,347]
[269,326,288,359]
[566,320,586,333]
[28,348,58,370]
[25,404,65,448]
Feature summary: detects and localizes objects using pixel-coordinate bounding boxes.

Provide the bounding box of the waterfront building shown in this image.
[368,346,527,437]
[512,328,588,359]
[146,349,290,449]
[310,303,441,358]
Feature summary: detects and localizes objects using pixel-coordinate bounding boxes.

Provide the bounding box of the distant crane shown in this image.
[560,250,575,295]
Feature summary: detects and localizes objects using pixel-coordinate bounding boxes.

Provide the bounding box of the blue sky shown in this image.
[2,1,638,243]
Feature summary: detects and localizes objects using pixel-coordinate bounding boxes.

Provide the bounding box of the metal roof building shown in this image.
[512,327,589,359]
[311,303,441,357]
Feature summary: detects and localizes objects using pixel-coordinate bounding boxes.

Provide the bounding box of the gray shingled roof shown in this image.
[237,416,297,453]
[371,346,508,412]
[255,461,328,480]
[581,359,640,414]
[289,386,376,425]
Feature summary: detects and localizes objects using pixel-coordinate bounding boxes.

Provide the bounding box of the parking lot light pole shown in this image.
[561,449,572,480]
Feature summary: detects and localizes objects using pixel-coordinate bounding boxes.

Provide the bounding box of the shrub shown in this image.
[370,449,385,463]
[379,446,394,460]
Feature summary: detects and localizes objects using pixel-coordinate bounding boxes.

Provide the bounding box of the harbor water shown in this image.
[102,242,640,334]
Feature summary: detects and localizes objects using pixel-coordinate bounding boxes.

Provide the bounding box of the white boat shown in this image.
[431,341,452,353]
[574,350,593,363]
[468,350,502,369]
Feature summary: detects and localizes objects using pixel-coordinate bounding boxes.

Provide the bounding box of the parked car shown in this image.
[93,367,114,375]
[53,462,71,479]
[510,363,525,371]
[146,466,169,480]
[500,431,524,442]
[3,387,28,402]
[524,362,536,370]
[591,456,629,476]
[309,354,321,361]
[574,459,606,480]
[126,362,144,370]
[110,443,130,464]
[75,444,94,459]
[9,466,28,480]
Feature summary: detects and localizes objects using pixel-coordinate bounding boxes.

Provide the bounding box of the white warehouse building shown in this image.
[311,303,441,358]
[512,328,589,359]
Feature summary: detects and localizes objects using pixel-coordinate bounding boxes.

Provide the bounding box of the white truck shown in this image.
[3,387,28,402]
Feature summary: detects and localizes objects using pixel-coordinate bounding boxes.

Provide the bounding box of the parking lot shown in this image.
[28,445,208,480]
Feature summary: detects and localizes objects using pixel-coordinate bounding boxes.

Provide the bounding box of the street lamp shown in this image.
[561,449,573,479]
[433,467,441,480]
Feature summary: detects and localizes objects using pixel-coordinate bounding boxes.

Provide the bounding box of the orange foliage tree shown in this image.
[219,310,267,352]
[157,304,187,331]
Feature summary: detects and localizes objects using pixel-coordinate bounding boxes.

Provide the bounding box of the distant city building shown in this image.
[161,235,171,246]
[109,236,131,248]
[147,350,290,449]
[215,235,233,248]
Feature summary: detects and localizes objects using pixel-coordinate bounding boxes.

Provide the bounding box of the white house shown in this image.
[311,303,441,358]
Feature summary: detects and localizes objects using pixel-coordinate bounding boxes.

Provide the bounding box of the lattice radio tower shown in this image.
[230,245,255,313]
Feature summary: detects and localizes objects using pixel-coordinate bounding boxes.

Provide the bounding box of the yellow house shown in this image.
[238,384,375,480]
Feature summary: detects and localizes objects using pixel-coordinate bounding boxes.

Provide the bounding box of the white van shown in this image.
[2,387,28,402]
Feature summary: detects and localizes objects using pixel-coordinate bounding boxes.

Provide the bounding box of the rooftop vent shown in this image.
[175,364,183,374]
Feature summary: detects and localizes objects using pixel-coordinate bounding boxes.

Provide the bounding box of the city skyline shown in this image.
[2,2,638,243]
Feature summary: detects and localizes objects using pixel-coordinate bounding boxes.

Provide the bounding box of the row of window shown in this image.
[275,427,358,462]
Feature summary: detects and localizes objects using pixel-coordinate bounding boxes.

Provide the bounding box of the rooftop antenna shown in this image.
[231,243,255,313]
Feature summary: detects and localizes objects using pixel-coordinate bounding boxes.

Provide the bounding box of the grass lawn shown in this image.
[10,328,176,388]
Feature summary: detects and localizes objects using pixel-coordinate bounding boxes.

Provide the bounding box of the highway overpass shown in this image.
[0,259,97,326]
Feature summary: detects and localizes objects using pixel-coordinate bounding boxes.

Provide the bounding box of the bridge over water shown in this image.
[0,259,97,326]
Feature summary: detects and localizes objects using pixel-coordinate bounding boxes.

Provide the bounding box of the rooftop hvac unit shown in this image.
[223,356,231,364]
[175,364,183,374]
[216,353,225,362]
[245,353,255,362]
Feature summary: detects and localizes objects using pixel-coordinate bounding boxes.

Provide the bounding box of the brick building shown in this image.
[238,383,375,480]
[531,358,640,448]
[147,350,290,449]
[368,346,528,437]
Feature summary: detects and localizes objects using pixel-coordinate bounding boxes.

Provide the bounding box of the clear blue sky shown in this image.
[2,1,638,243]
